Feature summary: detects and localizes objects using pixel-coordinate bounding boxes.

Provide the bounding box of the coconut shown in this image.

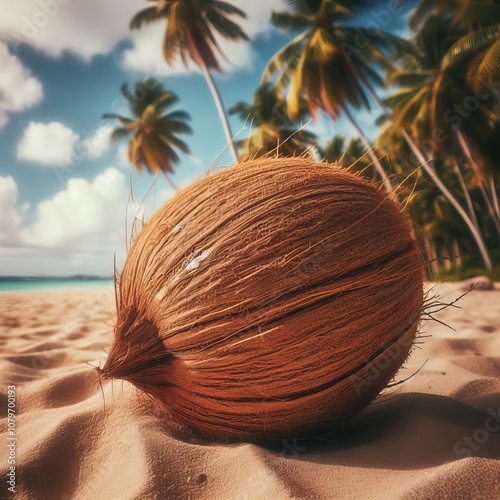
[100,157,424,441]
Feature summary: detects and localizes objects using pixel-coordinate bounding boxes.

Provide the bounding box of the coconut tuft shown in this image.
[100,157,425,441]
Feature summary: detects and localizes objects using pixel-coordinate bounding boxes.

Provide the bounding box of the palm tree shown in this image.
[228,83,317,159]
[317,135,375,175]
[262,0,401,192]
[130,0,249,163]
[317,134,394,184]
[397,11,500,221]
[441,22,500,201]
[407,0,500,31]
[103,79,192,190]
[430,16,500,262]
[380,17,465,144]
[378,15,499,269]
[407,168,459,275]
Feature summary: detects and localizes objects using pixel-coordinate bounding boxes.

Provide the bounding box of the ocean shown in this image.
[0,279,115,292]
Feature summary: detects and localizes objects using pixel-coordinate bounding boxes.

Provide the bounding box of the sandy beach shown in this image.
[1,282,500,499]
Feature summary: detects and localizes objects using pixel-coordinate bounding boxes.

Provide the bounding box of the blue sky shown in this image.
[0,0,412,276]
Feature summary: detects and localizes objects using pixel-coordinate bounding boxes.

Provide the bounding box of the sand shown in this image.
[1,282,500,500]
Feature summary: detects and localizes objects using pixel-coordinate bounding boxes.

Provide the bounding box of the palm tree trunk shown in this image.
[456,129,500,227]
[339,103,392,193]
[402,130,492,270]
[452,157,479,229]
[489,176,500,222]
[441,245,451,271]
[200,62,239,163]
[362,77,492,269]
[452,238,462,268]
[424,234,439,275]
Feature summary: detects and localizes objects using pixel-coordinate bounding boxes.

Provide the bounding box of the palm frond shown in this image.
[442,23,500,70]
[164,110,191,121]
[383,88,417,109]
[155,120,193,135]
[454,4,500,29]
[151,92,179,112]
[271,11,310,32]
[228,102,252,117]
[212,1,247,18]
[286,49,308,119]
[120,83,136,111]
[262,32,308,83]
[205,9,249,41]
[105,79,191,175]
[354,60,384,89]
[102,113,134,125]
[110,127,131,142]
[286,0,321,16]
[391,86,429,129]
[163,13,186,67]
[375,113,388,127]
[130,6,164,30]
[467,38,500,93]
[408,0,457,30]
[310,28,336,63]
[374,30,422,60]
[159,133,191,154]
[387,69,434,87]
[129,81,171,116]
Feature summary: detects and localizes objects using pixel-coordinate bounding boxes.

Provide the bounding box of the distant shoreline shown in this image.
[0,276,113,282]
[0,278,114,292]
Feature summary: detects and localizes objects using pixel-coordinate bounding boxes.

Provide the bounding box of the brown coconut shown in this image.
[100,157,424,441]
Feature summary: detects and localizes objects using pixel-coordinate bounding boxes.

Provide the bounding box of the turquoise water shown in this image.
[0,280,114,292]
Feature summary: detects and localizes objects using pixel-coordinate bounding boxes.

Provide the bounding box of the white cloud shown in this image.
[0,0,285,73]
[122,24,256,75]
[0,169,179,275]
[123,0,285,75]
[75,124,113,161]
[22,167,128,252]
[17,122,113,169]
[116,143,130,169]
[0,42,43,128]
[0,0,140,62]
[0,176,22,246]
[17,121,80,166]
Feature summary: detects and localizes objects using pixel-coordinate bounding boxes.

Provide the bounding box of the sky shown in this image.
[0,0,412,277]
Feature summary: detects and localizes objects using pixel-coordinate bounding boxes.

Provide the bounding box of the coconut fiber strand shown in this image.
[100,157,425,441]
